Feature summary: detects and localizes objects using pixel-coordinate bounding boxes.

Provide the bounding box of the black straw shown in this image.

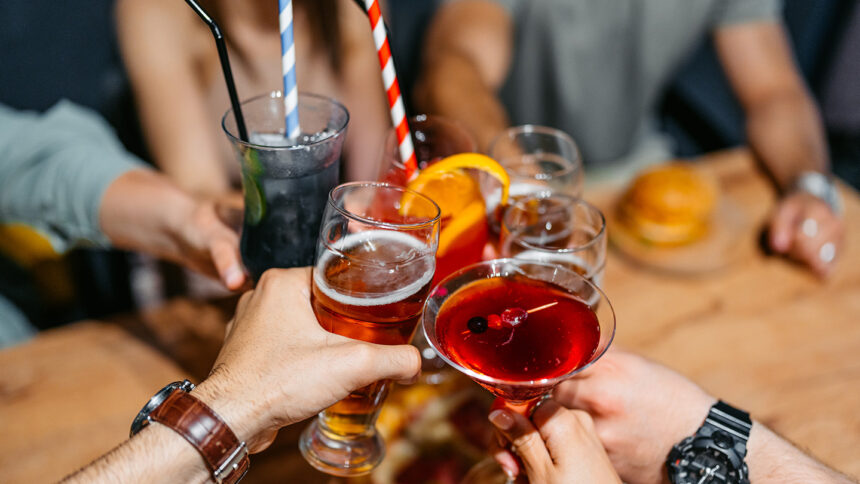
[185,0,249,142]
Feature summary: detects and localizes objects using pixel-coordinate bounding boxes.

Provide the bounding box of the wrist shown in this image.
[191,372,262,446]
[791,171,842,214]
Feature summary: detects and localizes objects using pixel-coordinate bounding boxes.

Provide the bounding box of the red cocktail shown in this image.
[378,116,510,286]
[423,259,615,411]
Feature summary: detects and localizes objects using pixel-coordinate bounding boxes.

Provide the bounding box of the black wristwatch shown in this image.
[666,400,752,484]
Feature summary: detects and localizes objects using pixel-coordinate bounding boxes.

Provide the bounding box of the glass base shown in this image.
[298,419,385,477]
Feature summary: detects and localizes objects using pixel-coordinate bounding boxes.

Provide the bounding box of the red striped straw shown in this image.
[362,0,418,179]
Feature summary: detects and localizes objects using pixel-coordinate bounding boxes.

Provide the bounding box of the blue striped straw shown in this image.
[279,0,300,139]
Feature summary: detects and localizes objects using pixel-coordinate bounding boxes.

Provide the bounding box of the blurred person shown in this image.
[417,0,845,278]
[61,268,421,483]
[0,101,245,347]
[116,0,390,198]
[489,348,854,483]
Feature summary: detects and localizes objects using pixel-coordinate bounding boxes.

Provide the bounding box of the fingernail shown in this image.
[489,409,514,430]
[225,265,244,288]
[496,452,519,478]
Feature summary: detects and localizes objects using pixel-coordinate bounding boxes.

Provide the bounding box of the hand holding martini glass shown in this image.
[422,259,616,482]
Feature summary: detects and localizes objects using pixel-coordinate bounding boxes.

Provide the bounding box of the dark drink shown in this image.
[435,275,599,400]
[223,91,349,282]
[240,137,340,280]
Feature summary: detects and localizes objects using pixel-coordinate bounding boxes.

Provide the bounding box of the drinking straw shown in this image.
[279,0,301,139]
[184,0,249,142]
[355,0,418,179]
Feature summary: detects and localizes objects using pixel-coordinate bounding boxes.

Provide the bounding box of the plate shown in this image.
[608,197,748,275]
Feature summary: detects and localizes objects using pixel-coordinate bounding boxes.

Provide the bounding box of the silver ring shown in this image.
[819,242,836,264]
[801,218,819,238]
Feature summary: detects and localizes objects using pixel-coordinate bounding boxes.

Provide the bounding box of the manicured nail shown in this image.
[489,409,514,430]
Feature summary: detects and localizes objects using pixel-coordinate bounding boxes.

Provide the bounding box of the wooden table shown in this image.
[1,149,858,482]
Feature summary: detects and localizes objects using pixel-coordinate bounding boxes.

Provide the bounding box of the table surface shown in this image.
[1,149,858,483]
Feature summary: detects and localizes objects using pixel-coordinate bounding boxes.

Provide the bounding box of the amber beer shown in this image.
[311,230,435,434]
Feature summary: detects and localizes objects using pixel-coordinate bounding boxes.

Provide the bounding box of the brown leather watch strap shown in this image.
[150,389,249,484]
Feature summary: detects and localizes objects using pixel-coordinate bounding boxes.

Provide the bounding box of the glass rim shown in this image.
[422,258,616,389]
[488,124,582,179]
[221,90,350,150]
[503,194,607,254]
[388,114,478,171]
[328,182,442,231]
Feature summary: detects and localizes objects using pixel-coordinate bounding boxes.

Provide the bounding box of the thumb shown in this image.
[769,197,802,253]
[210,236,245,290]
[366,343,422,383]
[489,408,552,479]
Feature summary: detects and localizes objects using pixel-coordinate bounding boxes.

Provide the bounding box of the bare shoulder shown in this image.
[116,0,207,59]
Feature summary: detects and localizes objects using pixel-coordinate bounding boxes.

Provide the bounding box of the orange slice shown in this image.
[408,153,510,206]
[437,199,486,256]
[400,153,511,218]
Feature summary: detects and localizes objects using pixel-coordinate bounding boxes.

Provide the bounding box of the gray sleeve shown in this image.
[0,101,144,251]
[712,0,782,27]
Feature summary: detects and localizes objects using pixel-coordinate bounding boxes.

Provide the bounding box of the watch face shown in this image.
[667,438,747,484]
[673,448,730,483]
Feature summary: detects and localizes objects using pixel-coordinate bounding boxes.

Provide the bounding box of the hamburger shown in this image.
[617,163,718,246]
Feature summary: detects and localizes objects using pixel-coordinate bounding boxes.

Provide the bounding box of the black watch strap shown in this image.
[705,400,752,447]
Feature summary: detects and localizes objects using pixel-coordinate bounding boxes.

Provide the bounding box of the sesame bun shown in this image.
[618,163,719,246]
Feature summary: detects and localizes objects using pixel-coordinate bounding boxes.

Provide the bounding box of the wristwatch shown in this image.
[131,380,249,484]
[666,400,752,484]
[793,171,842,214]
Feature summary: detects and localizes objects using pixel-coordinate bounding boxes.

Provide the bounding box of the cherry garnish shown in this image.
[501,307,528,327]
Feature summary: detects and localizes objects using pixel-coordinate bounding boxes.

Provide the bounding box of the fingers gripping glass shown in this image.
[300,182,441,476]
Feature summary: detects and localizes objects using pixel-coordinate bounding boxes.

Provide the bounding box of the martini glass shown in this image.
[422,259,615,482]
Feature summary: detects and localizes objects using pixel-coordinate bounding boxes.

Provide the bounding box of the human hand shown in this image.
[552,348,715,484]
[489,399,621,483]
[192,268,422,452]
[100,170,246,290]
[768,192,844,278]
[170,196,246,290]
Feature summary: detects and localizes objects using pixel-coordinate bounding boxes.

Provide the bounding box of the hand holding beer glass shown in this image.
[300,182,441,476]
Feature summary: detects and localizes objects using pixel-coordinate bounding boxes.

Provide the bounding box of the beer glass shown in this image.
[223,91,349,281]
[300,182,441,476]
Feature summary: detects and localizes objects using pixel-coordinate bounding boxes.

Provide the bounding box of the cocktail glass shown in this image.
[299,182,441,476]
[223,90,349,281]
[378,115,486,286]
[501,194,607,288]
[486,125,584,230]
[422,259,615,482]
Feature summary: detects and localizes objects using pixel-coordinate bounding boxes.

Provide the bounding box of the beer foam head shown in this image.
[314,230,435,306]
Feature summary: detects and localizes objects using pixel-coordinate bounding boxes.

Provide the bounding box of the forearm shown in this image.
[61,423,209,484]
[61,376,261,483]
[99,169,197,264]
[746,90,829,190]
[747,422,853,483]
[415,53,510,152]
